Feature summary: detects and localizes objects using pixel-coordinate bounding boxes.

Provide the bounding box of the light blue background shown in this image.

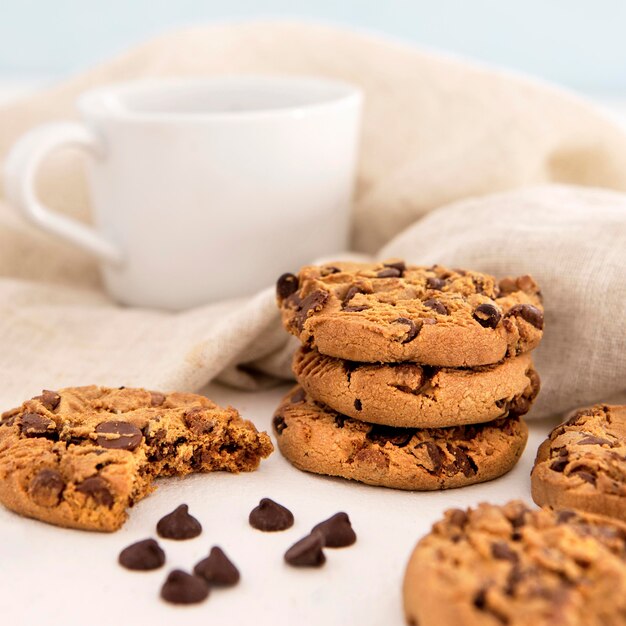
[1,0,625,92]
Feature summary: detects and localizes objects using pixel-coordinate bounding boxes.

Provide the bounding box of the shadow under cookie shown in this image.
[273,387,528,490]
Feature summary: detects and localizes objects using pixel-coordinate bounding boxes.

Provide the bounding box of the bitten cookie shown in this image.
[0,386,273,531]
[403,501,626,626]
[531,404,626,522]
[293,346,540,428]
[277,261,543,366]
[272,387,528,490]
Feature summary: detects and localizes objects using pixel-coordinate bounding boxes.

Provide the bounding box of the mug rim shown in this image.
[77,75,363,122]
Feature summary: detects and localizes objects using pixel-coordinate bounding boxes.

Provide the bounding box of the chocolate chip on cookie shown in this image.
[95,421,143,451]
[276,273,299,301]
[76,476,114,507]
[34,390,61,411]
[20,413,57,438]
[28,469,65,507]
[472,303,501,329]
[505,303,544,330]
[392,317,421,343]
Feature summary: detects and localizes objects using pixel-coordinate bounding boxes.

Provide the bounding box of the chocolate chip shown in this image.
[311,512,356,548]
[423,299,448,315]
[449,447,477,477]
[290,388,306,404]
[507,395,531,417]
[578,435,613,446]
[448,508,468,527]
[550,457,569,472]
[28,468,65,507]
[95,421,143,451]
[491,541,519,563]
[473,303,502,329]
[377,267,402,278]
[505,304,544,330]
[194,547,240,586]
[473,588,487,610]
[276,273,299,300]
[571,468,597,485]
[160,570,209,605]
[150,391,166,407]
[322,266,340,275]
[35,390,61,411]
[294,290,329,331]
[273,415,287,435]
[556,510,577,524]
[509,508,529,529]
[342,285,370,309]
[20,413,56,438]
[157,504,202,540]
[426,276,446,290]
[472,277,486,295]
[383,260,406,274]
[0,412,16,427]
[422,441,445,473]
[76,476,114,507]
[343,305,369,312]
[284,533,326,567]
[392,317,421,343]
[183,407,215,435]
[119,539,165,571]
[504,564,524,595]
[367,424,414,447]
[354,399,362,411]
[249,498,294,532]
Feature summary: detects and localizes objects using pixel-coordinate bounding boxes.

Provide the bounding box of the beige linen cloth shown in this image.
[0,21,625,416]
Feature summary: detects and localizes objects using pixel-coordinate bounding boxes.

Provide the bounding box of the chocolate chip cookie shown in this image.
[531,404,626,522]
[293,346,540,428]
[273,387,528,490]
[0,386,273,531]
[403,501,626,626]
[277,261,543,366]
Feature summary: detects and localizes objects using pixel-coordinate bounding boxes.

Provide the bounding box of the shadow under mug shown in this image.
[3,76,362,310]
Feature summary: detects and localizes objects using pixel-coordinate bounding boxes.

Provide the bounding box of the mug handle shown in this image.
[3,122,123,265]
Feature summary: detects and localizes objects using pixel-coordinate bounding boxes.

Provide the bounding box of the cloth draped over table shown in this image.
[0,21,624,417]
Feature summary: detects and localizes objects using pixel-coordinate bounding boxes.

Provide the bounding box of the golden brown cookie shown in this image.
[272,387,527,490]
[0,386,273,531]
[531,404,626,522]
[276,261,543,366]
[403,501,626,626]
[293,346,540,428]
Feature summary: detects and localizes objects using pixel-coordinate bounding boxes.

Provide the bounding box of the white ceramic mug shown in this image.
[3,76,362,309]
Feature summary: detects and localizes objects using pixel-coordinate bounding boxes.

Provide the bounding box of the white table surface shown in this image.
[0,80,623,626]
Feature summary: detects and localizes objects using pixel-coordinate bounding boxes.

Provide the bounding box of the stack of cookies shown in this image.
[273,260,543,490]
